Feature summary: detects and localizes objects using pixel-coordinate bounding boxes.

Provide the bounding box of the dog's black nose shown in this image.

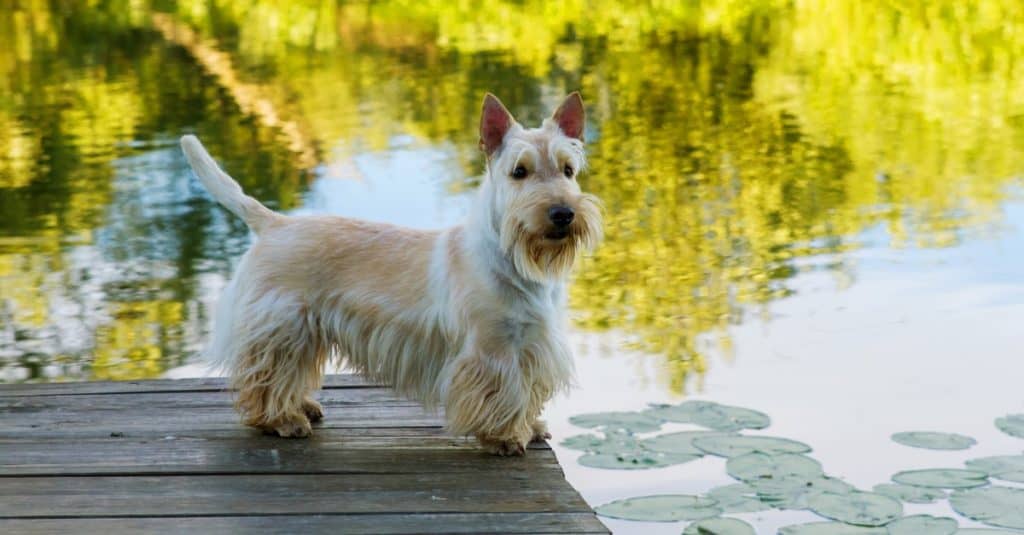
[548,205,575,228]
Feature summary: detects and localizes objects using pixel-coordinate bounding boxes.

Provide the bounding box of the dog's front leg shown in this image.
[444,348,533,456]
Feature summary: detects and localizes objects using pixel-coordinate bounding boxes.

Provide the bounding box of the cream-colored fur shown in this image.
[180,93,601,455]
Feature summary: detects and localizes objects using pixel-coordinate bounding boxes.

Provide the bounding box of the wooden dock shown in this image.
[0,376,608,534]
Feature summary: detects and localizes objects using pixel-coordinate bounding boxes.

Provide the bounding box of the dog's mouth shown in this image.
[544,228,571,241]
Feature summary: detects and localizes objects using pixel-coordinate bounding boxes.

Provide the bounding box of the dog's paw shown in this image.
[480,437,527,456]
[264,415,313,438]
[302,398,324,423]
[530,419,552,443]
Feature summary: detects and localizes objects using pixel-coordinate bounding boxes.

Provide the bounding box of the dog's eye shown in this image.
[511,165,528,179]
[563,165,574,178]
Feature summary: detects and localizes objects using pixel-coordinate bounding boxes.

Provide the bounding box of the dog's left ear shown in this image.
[480,93,514,156]
[552,92,585,140]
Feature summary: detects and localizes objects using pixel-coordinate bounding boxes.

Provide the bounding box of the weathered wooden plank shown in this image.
[0,382,450,439]
[0,473,591,518]
[0,386,443,438]
[0,512,610,534]
[0,386,412,410]
[0,375,607,533]
[0,435,551,476]
[0,375,377,397]
[0,405,443,439]
[0,425,531,444]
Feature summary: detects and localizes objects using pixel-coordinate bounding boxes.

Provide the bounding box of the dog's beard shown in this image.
[500,194,603,282]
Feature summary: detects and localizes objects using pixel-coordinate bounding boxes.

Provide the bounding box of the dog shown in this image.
[180,92,602,455]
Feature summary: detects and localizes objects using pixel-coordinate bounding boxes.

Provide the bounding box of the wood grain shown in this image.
[0,375,607,533]
[0,513,609,534]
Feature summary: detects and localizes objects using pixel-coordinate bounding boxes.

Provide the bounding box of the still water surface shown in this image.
[1,3,1023,533]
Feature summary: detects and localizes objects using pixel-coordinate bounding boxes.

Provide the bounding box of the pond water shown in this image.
[2,3,1023,533]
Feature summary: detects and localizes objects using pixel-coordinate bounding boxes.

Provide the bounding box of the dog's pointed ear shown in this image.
[479,93,514,156]
[552,92,585,140]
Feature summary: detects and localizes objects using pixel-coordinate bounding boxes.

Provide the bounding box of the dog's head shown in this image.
[477,92,603,282]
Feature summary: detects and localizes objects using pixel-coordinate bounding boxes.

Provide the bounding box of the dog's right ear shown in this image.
[479,93,514,156]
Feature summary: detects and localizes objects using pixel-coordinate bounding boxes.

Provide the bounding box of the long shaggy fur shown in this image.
[181,93,601,454]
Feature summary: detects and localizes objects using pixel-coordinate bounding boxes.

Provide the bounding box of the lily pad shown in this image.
[950,486,1024,530]
[569,411,663,433]
[950,524,1024,528]
[892,469,989,489]
[693,434,811,457]
[751,476,856,510]
[965,455,1024,483]
[891,431,977,451]
[885,515,957,535]
[705,483,771,513]
[872,483,947,504]
[642,430,732,455]
[560,432,641,454]
[779,522,886,535]
[994,414,1024,439]
[726,452,824,482]
[807,491,903,527]
[595,494,721,522]
[683,517,756,535]
[578,450,700,470]
[646,401,770,432]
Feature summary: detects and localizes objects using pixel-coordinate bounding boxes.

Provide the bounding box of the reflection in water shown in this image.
[0,2,1022,385]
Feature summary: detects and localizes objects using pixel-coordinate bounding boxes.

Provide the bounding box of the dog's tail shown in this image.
[180,135,279,233]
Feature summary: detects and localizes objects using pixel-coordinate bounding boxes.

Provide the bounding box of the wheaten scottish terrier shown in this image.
[180,92,602,455]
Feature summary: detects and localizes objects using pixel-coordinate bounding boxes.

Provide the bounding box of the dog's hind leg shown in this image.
[231,308,327,438]
[234,351,314,438]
